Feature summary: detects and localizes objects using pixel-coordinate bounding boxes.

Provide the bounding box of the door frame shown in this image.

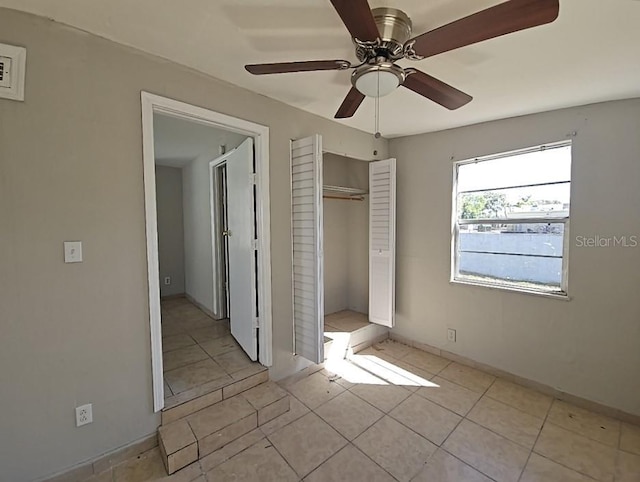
[141,92,273,412]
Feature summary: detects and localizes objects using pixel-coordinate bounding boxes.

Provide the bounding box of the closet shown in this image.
[291,135,396,364]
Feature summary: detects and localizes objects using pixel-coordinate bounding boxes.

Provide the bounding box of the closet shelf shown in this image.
[322,185,368,200]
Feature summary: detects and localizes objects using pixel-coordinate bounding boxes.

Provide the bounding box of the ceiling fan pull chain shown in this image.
[374,70,381,138]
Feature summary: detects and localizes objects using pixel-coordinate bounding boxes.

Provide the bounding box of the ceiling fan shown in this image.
[245,0,560,119]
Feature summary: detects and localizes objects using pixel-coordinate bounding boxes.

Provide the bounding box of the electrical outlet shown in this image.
[76,404,93,427]
[447,328,457,343]
[164,276,171,285]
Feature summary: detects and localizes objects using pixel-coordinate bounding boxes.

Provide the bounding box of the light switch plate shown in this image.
[64,241,83,263]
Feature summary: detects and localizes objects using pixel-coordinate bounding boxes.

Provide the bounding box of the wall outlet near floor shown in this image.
[164,276,171,285]
[75,404,93,427]
[447,328,457,343]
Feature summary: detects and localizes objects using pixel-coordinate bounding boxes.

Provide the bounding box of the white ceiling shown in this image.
[154,114,247,168]
[3,0,640,137]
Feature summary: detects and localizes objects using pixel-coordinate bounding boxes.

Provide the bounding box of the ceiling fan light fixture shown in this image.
[352,63,405,97]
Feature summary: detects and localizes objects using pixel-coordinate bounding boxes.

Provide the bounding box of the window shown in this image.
[452,141,572,296]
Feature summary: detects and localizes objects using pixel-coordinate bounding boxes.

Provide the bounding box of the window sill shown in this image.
[450,278,571,301]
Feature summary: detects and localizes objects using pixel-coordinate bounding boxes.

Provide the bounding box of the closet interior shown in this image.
[322,153,378,354]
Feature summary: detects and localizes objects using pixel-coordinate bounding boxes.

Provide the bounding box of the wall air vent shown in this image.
[0,43,26,101]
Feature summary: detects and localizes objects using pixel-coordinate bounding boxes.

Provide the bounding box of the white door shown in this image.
[226,138,258,360]
[290,135,324,363]
[369,158,397,327]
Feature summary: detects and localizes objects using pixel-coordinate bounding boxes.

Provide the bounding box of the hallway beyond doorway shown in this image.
[161,297,265,409]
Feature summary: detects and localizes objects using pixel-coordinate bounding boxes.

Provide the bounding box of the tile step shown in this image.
[158,380,290,475]
[324,323,389,361]
[162,368,268,425]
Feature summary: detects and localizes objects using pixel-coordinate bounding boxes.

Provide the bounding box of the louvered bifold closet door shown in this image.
[369,158,397,327]
[290,135,324,363]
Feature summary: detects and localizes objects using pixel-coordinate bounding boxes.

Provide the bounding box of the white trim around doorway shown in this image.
[141,92,273,412]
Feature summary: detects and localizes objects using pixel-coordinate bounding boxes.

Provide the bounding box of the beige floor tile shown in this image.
[159,420,196,455]
[267,412,348,477]
[547,400,620,447]
[325,310,354,323]
[315,390,384,440]
[620,423,640,455]
[112,448,172,481]
[412,449,492,482]
[325,316,369,332]
[323,324,341,333]
[350,354,434,390]
[164,377,231,409]
[520,453,597,482]
[162,344,209,372]
[260,395,310,436]
[416,376,482,416]
[320,363,367,389]
[286,371,345,409]
[390,360,437,388]
[86,470,114,482]
[199,429,265,472]
[164,379,173,398]
[400,348,450,374]
[485,378,553,419]
[187,395,255,440]
[198,335,239,358]
[443,419,529,482]
[162,334,197,353]
[229,362,267,381]
[438,363,495,393]
[350,383,412,413]
[357,346,402,365]
[213,349,255,374]
[242,381,288,410]
[467,396,543,449]
[390,393,461,445]
[188,324,229,344]
[305,445,395,482]
[533,422,616,482]
[204,439,297,482]
[354,415,437,482]
[164,359,227,394]
[161,322,186,337]
[370,339,413,359]
[616,450,640,482]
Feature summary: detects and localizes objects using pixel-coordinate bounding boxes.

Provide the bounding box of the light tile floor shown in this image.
[161,298,263,407]
[103,338,640,482]
[324,310,370,333]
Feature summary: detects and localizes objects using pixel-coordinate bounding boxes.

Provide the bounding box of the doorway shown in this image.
[141,93,272,411]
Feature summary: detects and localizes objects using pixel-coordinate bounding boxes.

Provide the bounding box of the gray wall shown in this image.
[389,98,640,417]
[323,153,369,315]
[0,9,387,481]
[155,166,185,297]
[323,155,349,314]
[182,138,246,313]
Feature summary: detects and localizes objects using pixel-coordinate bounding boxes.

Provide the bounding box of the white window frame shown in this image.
[451,141,572,299]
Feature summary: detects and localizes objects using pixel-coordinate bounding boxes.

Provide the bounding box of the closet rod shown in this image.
[323,195,365,201]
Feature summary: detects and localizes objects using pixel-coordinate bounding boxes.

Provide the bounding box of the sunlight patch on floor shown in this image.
[322,333,438,388]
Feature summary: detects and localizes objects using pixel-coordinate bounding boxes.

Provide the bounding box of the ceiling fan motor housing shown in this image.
[372,8,413,58]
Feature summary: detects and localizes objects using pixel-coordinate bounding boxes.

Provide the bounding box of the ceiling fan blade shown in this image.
[402,69,472,110]
[407,0,559,59]
[335,87,365,119]
[245,60,351,75]
[329,0,379,42]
